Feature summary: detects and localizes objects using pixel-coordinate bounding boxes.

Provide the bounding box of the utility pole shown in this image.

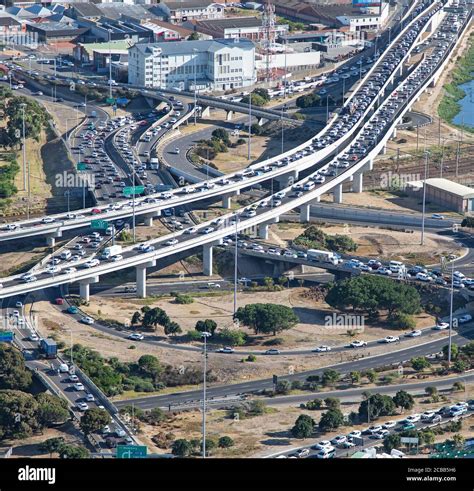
[455,141,460,177]
[247,93,252,161]
[201,331,211,458]
[280,107,284,153]
[233,215,238,316]
[108,29,113,100]
[193,48,198,126]
[396,148,400,174]
[448,258,454,366]
[421,151,429,246]
[416,125,419,152]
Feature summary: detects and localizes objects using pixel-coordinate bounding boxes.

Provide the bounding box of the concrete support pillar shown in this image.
[78,276,99,302]
[392,127,397,139]
[366,159,374,171]
[201,106,210,118]
[380,145,387,156]
[353,171,363,193]
[46,230,62,248]
[333,183,343,204]
[314,196,321,203]
[136,266,147,299]
[226,110,233,121]
[300,204,310,223]
[143,211,160,227]
[203,244,213,276]
[258,223,269,240]
[135,260,156,298]
[222,193,232,209]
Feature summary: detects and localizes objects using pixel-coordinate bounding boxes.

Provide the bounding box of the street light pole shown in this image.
[421,151,429,246]
[448,258,455,366]
[247,92,252,161]
[201,331,211,458]
[233,215,238,316]
[108,30,113,100]
[193,48,198,125]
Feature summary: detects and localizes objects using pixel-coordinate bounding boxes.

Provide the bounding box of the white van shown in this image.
[60,249,72,260]
[58,363,69,373]
[389,260,404,273]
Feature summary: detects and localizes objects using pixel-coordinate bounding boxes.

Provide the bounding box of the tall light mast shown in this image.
[262,0,277,83]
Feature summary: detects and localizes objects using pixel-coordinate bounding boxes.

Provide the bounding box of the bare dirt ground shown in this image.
[136,388,474,457]
[273,222,463,264]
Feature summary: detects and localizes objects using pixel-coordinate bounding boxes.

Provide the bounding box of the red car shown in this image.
[91,208,102,214]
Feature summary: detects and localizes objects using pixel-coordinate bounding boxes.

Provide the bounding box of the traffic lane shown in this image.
[114,325,474,409]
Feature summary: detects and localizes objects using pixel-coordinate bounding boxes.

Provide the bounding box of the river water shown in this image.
[452,78,474,127]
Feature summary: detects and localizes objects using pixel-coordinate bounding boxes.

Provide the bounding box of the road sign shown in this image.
[91,219,109,231]
[116,445,147,459]
[123,186,145,197]
[0,331,14,342]
[106,97,116,105]
[77,162,87,171]
[401,437,419,444]
[397,364,404,376]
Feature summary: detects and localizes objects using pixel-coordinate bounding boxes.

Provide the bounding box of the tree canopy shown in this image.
[291,414,315,439]
[234,303,299,335]
[0,344,32,391]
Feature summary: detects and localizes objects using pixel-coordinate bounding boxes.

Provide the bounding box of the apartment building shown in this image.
[128,37,256,92]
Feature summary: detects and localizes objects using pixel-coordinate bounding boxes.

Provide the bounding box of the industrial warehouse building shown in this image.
[407,178,474,213]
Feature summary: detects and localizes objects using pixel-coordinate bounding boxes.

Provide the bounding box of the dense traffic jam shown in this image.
[0,0,442,236]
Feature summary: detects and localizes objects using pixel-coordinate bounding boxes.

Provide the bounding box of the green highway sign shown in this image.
[77,162,87,171]
[123,186,145,197]
[91,219,109,231]
[0,331,14,342]
[106,97,116,105]
[116,445,147,459]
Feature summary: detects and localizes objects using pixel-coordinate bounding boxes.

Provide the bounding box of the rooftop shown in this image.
[163,0,225,10]
[132,37,254,56]
[425,178,474,198]
[193,16,262,29]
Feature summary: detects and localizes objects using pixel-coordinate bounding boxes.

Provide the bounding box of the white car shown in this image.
[184,227,197,234]
[405,414,421,423]
[383,336,399,343]
[85,393,95,402]
[264,349,280,355]
[80,316,94,325]
[64,267,77,274]
[29,333,39,342]
[42,217,56,224]
[313,440,332,450]
[128,333,144,341]
[331,435,347,446]
[350,340,367,348]
[84,259,100,268]
[313,345,331,352]
[434,322,449,330]
[458,314,472,324]
[73,383,85,391]
[316,446,336,459]
[200,227,215,234]
[165,238,179,246]
[110,255,123,262]
[382,421,396,429]
[295,448,310,458]
[347,430,361,439]
[217,346,234,354]
[406,330,422,337]
[373,429,389,439]
[69,375,79,382]
[421,411,436,420]
[367,425,383,434]
[76,402,89,411]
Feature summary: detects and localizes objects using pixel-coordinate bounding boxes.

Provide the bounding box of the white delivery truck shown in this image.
[307,249,341,265]
[100,245,122,260]
[60,249,72,260]
[149,157,159,170]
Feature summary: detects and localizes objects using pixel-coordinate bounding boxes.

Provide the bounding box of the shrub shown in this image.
[391,312,416,329]
[174,294,193,304]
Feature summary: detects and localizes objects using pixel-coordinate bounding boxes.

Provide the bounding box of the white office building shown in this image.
[128,38,256,92]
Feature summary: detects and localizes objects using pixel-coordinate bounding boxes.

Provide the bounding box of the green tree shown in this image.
[218,436,234,448]
[291,414,315,439]
[453,434,465,448]
[172,439,193,457]
[365,369,377,383]
[142,307,170,331]
[420,430,435,446]
[324,397,340,410]
[358,393,396,422]
[248,400,266,415]
[147,407,166,425]
[349,371,362,385]
[275,380,292,395]
[296,93,321,108]
[79,408,111,435]
[35,393,69,427]
[253,88,270,102]
[164,321,182,336]
[0,390,39,439]
[188,31,200,40]
[442,343,458,361]
[453,359,468,372]
[425,386,439,402]
[58,444,90,459]
[322,369,340,387]
[305,399,323,410]
[0,344,33,390]
[393,390,415,413]
[235,303,298,336]
[383,433,401,452]
[218,328,247,346]
[131,311,142,327]
[39,437,66,458]
[211,128,230,145]
[138,355,163,384]
[411,357,431,371]
[195,319,218,335]
[201,438,217,456]
[319,408,344,432]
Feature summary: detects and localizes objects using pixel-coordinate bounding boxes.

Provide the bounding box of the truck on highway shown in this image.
[149,157,159,170]
[100,245,122,260]
[60,249,72,260]
[40,338,57,359]
[307,249,341,265]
